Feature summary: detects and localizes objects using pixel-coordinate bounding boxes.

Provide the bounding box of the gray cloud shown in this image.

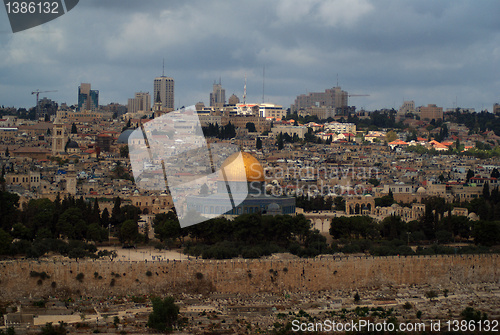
[1,0,499,112]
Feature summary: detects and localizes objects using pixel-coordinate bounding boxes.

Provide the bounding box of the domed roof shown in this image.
[417,186,426,193]
[218,152,265,182]
[66,140,79,149]
[468,212,478,220]
[267,203,281,210]
[117,129,135,144]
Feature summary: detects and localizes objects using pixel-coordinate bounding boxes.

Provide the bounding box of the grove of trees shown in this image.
[0,191,142,258]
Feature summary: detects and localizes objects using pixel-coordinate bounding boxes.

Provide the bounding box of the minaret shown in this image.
[52,117,66,156]
[66,164,77,195]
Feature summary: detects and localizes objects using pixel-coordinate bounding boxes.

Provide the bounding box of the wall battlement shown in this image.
[0,254,498,299]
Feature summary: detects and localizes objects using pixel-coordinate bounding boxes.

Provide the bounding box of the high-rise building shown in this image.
[291,86,348,113]
[128,92,151,114]
[419,104,443,121]
[153,76,174,111]
[78,83,99,112]
[210,81,225,108]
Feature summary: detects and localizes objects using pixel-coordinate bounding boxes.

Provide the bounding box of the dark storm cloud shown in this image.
[0,0,499,111]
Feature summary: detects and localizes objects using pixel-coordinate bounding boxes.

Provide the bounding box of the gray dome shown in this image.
[117,129,134,144]
[267,203,281,211]
[66,141,79,149]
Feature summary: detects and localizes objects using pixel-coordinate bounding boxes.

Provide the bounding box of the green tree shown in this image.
[120,219,138,244]
[119,145,129,158]
[57,207,86,239]
[245,122,256,132]
[0,228,13,255]
[368,178,380,187]
[483,182,490,199]
[472,221,500,246]
[23,198,55,240]
[333,196,345,211]
[147,296,179,332]
[386,130,398,142]
[0,191,20,232]
[154,216,184,243]
[277,133,284,150]
[466,169,474,183]
[256,137,262,150]
[491,168,500,179]
[110,197,122,226]
[100,207,110,228]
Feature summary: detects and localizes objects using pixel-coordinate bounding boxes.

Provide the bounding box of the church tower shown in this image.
[153,91,163,118]
[52,117,66,156]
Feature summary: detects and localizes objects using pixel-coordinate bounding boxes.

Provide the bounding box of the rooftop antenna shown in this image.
[336,73,339,87]
[262,65,265,103]
[243,74,247,105]
[162,58,165,76]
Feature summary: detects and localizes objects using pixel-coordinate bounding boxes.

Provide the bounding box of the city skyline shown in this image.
[1,0,499,112]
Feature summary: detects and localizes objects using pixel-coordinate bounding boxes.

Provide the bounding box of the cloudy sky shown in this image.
[1,0,499,112]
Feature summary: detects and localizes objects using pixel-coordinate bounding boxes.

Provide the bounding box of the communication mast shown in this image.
[243,74,246,105]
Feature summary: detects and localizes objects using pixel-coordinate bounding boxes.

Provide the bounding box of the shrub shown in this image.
[461,307,488,322]
[146,271,152,277]
[425,290,438,300]
[30,271,50,280]
[195,272,204,280]
[76,273,84,282]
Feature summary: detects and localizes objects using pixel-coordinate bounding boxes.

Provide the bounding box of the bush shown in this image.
[76,273,84,282]
[425,290,438,300]
[195,272,204,280]
[146,271,152,277]
[30,271,50,280]
[461,307,488,322]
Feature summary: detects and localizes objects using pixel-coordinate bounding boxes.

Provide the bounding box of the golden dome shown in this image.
[218,152,265,182]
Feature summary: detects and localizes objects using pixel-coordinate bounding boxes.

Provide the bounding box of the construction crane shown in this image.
[31,89,57,119]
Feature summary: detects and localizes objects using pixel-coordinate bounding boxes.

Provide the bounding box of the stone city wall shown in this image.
[0,254,498,299]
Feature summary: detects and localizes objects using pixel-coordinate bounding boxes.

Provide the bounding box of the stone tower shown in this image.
[52,117,66,156]
[66,164,77,196]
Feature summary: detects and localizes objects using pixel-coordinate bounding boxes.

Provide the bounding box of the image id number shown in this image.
[5,2,59,14]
